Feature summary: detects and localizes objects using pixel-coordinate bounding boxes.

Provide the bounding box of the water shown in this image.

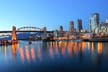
[0,41,108,72]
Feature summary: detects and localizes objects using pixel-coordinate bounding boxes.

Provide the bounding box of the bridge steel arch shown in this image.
[17,26,42,31]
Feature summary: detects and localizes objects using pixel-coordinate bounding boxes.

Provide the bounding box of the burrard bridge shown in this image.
[0,26,53,33]
[0,26,54,41]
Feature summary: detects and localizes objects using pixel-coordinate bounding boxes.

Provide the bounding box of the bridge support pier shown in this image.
[12,26,18,44]
[42,27,47,41]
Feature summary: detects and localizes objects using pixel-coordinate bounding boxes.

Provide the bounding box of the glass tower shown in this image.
[89,13,100,32]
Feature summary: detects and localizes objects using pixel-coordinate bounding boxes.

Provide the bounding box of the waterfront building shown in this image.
[77,19,83,32]
[88,13,108,37]
[89,13,100,32]
[94,22,108,34]
[53,30,59,38]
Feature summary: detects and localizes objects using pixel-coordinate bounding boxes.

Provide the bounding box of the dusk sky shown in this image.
[0,0,108,31]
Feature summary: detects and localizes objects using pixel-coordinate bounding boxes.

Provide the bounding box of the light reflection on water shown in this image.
[0,41,108,71]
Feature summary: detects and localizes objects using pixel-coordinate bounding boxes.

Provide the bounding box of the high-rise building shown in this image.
[106,17,108,23]
[69,21,74,32]
[89,13,100,32]
[59,25,64,37]
[77,19,83,32]
[60,25,63,32]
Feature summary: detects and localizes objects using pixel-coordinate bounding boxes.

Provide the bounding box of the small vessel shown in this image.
[29,41,32,44]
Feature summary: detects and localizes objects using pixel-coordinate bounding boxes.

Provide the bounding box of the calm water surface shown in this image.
[0,41,108,72]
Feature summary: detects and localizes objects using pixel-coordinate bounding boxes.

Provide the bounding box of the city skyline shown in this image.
[0,0,108,31]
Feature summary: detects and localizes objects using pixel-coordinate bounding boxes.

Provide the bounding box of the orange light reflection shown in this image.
[67,42,72,56]
[49,47,54,58]
[19,48,24,63]
[98,42,102,54]
[12,43,17,63]
[25,47,30,63]
[81,42,86,52]
[37,48,41,61]
[31,48,35,62]
[4,44,7,63]
[91,42,94,53]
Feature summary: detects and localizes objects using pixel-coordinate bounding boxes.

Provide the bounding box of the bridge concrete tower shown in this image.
[43,27,47,34]
[42,27,47,40]
[12,26,17,41]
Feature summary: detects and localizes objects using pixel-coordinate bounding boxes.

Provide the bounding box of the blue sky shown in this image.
[0,0,108,31]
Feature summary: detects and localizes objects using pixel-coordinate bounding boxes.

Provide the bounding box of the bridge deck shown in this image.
[0,31,53,33]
